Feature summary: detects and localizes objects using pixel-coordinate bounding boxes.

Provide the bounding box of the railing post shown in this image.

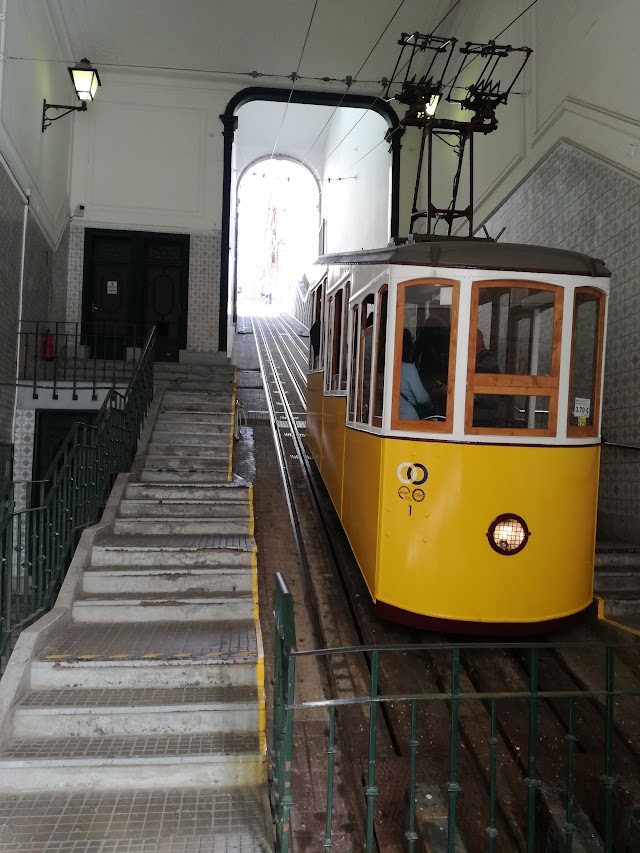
[487,697,499,852]
[365,649,380,853]
[447,648,461,853]
[405,698,419,853]
[526,647,539,853]
[602,646,615,853]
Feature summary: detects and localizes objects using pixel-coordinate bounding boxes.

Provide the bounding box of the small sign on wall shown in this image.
[106,280,118,295]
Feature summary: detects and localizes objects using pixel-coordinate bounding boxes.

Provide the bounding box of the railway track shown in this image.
[248,310,640,853]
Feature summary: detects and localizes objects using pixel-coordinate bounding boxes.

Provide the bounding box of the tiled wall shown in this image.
[50,222,70,323]
[21,215,54,324]
[483,141,640,543]
[187,232,221,353]
[65,224,222,353]
[0,165,24,444]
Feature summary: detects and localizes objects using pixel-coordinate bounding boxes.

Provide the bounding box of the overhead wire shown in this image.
[297,0,409,170]
[321,0,465,172]
[337,0,540,178]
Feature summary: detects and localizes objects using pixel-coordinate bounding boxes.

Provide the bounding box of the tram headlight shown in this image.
[487,514,530,555]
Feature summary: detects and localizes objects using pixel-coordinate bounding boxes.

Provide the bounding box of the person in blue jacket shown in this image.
[399,329,434,420]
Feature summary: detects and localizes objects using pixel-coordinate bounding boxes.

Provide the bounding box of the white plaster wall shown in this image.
[70,72,239,233]
[0,0,72,245]
[320,108,391,252]
[436,0,640,231]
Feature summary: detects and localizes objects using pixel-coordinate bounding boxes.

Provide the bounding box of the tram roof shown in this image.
[317,236,610,278]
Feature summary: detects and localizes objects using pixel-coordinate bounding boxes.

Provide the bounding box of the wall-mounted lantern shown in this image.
[42,58,101,132]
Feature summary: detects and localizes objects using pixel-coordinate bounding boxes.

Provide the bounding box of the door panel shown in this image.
[83,230,189,362]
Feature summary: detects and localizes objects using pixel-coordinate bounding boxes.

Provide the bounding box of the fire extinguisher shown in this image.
[41,329,55,362]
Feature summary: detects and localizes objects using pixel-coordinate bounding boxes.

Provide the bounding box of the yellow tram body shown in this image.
[306,238,609,632]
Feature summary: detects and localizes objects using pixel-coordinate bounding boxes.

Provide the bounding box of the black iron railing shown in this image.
[0,327,155,674]
[18,321,153,401]
[272,573,640,853]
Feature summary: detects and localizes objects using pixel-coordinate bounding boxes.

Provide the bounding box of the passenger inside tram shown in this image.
[400,329,434,420]
[403,285,453,417]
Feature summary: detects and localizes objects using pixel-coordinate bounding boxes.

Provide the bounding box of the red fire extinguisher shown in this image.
[41,329,55,362]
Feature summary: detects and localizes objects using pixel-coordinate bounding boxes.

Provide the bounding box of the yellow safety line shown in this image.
[595,595,640,637]
[228,369,237,483]
[251,538,267,755]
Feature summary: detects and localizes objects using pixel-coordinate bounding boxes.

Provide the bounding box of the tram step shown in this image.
[113,517,251,536]
[119,500,250,519]
[83,565,253,595]
[125,483,250,501]
[91,539,254,567]
[13,685,260,738]
[72,590,254,622]
[140,468,230,484]
[0,733,264,791]
[147,444,231,458]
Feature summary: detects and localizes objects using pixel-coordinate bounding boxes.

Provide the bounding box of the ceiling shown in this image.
[234,101,387,178]
[49,0,452,93]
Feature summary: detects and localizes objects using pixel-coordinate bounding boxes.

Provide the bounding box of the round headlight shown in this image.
[487,514,530,556]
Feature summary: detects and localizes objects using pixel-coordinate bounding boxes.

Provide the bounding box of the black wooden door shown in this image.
[144,238,187,362]
[83,235,133,358]
[83,230,189,362]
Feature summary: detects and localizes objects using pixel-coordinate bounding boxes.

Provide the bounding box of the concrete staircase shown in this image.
[594,541,640,630]
[0,362,271,850]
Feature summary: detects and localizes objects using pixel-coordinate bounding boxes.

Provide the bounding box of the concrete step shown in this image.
[118,500,250,519]
[143,457,229,470]
[33,621,258,688]
[72,590,254,622]
[147,444,230,458]
[140,468,230,483]
[125,483,250,501]
[594,570,640,594]
[595,545,640,571]
[0,732,263,792]
[13,685,260,738]
[113,518,250,536]
[159,382,234,392]
[160,401,232,414]
[83,565,253,595]
[12,687,260,738]
[601,593,640,618]
[155,411,232,425]
[153,420,231,435]
[149,433,231,447]
[91,539,254,567]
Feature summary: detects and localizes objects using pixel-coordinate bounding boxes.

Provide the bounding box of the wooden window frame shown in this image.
[356,295,376,425]
[372,285,388,428]
[466,280,564,437]
[330,288,344,392]
[566,286,606,438]
[340,282,351,391]
[391,278,459,434]
[324,295,334,391]
[347,304,360,422]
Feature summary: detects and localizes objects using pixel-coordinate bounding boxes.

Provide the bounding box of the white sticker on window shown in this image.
[573,397,591,417]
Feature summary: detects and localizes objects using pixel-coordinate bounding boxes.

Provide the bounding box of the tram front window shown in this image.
[469,283,561,433]
[400,284,454,421]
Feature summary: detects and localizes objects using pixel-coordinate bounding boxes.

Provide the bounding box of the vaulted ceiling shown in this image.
[49,0,452,93]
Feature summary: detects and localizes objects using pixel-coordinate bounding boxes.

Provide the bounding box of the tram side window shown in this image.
[399,283,454,422]
[372,287,388,427]
[357,296,375,424]
[330,289,344,391]
[348,306,360,422]
[568,289,604,434]
[340,283,350,390]
[309,284,324,370]
[469,284,561,432]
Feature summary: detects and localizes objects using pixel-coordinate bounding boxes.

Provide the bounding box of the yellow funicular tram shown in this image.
[304,33,610,633]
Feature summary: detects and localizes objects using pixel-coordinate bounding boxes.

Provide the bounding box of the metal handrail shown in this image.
[0,326,156,674]
[271,580,638,853]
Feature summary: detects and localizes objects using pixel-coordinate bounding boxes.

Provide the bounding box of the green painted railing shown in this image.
[0,327,155,674]
[271,573,640,853]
